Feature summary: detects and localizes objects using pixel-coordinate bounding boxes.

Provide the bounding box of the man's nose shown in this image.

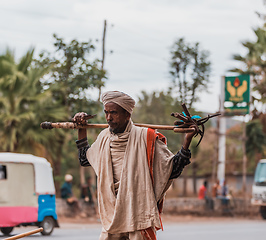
[106,113,112,121]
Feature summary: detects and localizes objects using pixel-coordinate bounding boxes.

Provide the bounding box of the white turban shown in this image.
[101,91,135,115]
[65,174,73,182]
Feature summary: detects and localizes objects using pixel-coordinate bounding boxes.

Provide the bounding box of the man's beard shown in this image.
[109,127,115,134]
[108,123,117,134]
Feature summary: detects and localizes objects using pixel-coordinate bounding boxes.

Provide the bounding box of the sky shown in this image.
[0,0,265,114]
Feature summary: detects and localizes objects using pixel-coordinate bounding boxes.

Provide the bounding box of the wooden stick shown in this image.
[3,228,43,240]
[40,121,195,133]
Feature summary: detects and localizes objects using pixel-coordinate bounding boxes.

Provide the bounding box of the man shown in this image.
[211,179,221,198]
[81,176,96,205]
[198,180,208,200]
[198,180,214,210]
[60,174,80,215]
[74,91,196,240]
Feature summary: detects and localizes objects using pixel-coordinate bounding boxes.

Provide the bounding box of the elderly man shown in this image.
[74,91,195,240]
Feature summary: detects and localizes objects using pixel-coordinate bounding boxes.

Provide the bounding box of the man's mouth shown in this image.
[108,122,116,128]
[108,122,118,133]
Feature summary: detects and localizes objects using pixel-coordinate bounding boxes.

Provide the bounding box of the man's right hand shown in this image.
[73,112,89,125]
[73,112,89,139]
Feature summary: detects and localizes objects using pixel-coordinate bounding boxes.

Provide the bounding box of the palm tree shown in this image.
[0,47,68,160]
[230,27,266,111]
[0,48,69,193]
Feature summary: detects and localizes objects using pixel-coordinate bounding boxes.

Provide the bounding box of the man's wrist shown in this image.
[78,128,87,140]
[179,146,191,159]
[169,147,191,180]
[76,137,89,149]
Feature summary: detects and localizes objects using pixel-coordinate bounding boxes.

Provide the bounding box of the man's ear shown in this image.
[126,112,131,121]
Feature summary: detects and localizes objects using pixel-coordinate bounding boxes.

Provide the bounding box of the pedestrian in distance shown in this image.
[212,179,221,198]
[198,180,214,210]
[81,176,96,205]
[80,175,97,216]
[60,174,81,216]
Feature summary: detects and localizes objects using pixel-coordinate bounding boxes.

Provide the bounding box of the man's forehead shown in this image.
[104,102,123,111]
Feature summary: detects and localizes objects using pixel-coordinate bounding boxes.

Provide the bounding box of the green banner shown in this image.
[224,75,250,116]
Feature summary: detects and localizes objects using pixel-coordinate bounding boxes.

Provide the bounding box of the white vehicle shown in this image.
[251,159,266,219]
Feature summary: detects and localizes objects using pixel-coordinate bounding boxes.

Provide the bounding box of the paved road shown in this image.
[157,219,266,240]
[1,219,265,240]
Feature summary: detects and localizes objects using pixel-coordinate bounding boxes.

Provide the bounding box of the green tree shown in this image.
[230,27,266,112]
[133,90,208,197]
[246,119,266,163]
[169,38,211,109]
[34,34,107,191]
[168,38,212,195]
[0,48,67,156]
[35,34,106,116]
[229,7,266,177]
[133,90,184,152]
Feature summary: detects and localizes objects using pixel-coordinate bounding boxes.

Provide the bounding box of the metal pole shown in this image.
[218,76,226,183]
[242,119,247,194]
[242,116,248,212]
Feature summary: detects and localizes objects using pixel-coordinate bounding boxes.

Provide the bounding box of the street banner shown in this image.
[224,74,250,116]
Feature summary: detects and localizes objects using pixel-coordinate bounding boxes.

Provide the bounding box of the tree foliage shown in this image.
[169,38,211,109]
[133,90,204,154]
[33,34,107,191]
[229,7,266,174]
[246,119,266,160]
[230,26,266,112]
[0,48,67,154]
[133,90,182,152]
[35,34,106,116]
[0,34,107,193]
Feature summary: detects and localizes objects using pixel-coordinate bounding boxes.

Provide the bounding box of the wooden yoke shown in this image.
[40,121,195,133]
[40,103,221,146]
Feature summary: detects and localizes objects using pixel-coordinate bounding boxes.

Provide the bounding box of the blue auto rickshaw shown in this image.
[0,153,59,236]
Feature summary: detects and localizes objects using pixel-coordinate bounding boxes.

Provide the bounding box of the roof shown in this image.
[0,152,50,166]
[259,159,266,164]
[0,153,55,195]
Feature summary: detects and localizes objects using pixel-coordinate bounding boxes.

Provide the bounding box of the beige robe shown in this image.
[87,120,174,234]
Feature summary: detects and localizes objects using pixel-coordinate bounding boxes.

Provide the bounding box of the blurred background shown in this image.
[1,0,266,221]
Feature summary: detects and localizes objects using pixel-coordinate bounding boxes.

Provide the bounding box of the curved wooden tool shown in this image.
[171,103,221,146]
[3,227,43,240]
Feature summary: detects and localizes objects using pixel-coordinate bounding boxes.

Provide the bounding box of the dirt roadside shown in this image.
[58,213,262,225]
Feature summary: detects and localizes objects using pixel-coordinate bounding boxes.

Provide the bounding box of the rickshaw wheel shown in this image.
[1,227,14,235]
[40,217,55,235]
[260,206,266,220]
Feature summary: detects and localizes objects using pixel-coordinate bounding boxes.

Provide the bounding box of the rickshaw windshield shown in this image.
[0,164,7,180]
[255,162,266,186]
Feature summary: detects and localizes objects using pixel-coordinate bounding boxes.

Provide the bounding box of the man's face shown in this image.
[104,102,130,134]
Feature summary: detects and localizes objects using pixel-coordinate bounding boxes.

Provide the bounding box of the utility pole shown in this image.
[102,19,107,70]
[80,20,107,187]
[218,76,226,183]
[98,19,107,101]
[242,120,247,194]
[212,135,218,185]
[242,118,247,210]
